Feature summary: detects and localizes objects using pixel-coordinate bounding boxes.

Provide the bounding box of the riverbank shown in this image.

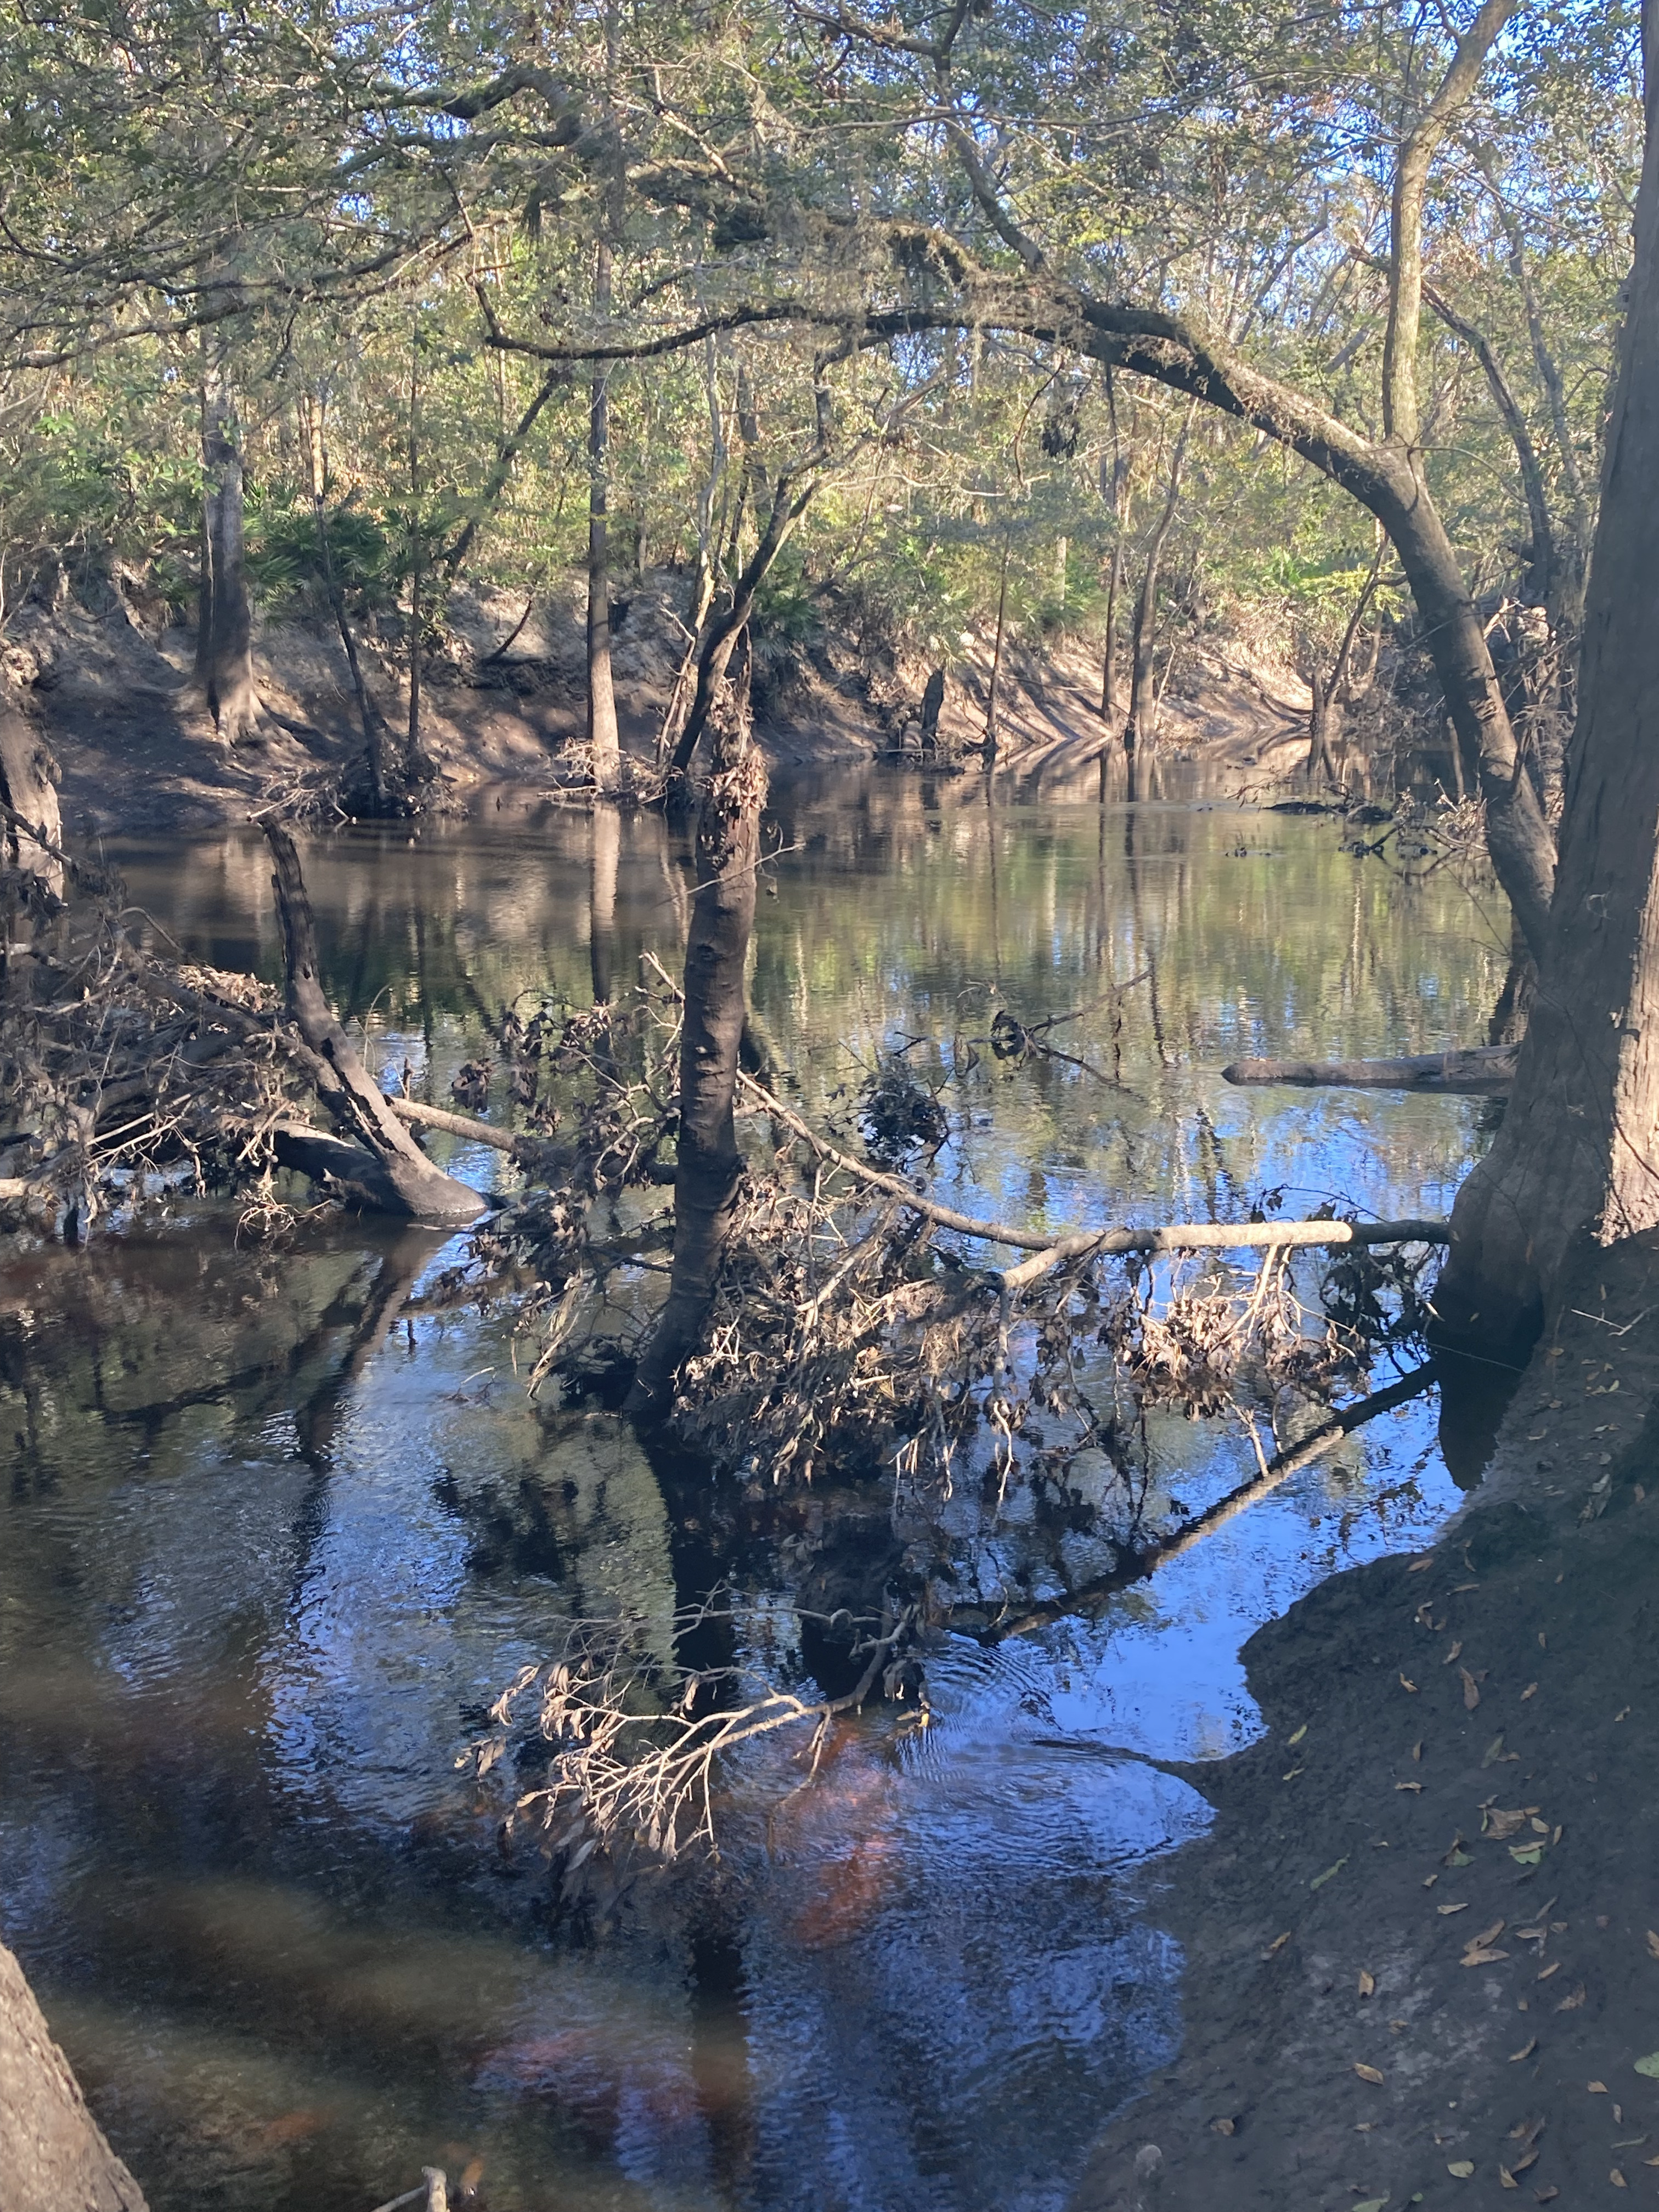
[1076,1231,1659,2212]
[3,573,1310,834]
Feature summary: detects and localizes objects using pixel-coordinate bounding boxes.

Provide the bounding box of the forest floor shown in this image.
[1076,1232,1659,2212]
[3,573,1311,834]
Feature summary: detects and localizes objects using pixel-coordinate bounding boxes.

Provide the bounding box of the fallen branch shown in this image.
[996,1214,1450,1294]
[976,1361,1438,1641]
[263,825,486,1225]
[1222,1045,1516,1095]
[733,1067,1447,1276]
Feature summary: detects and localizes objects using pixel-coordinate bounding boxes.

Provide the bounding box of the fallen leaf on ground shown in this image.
[1396,1780,1423,1792]
[1439,1901,1470,1915]
[1462,1946,1510,1966]
[1400,1673,1419,1692]
[1409,1555,1435,1572]
[1311,1857,1348,1890]
[1590,2081,1609,2094]
[1512,2147,1539,2171]
[1412,1739,1423,1761]
[1509,2037,1538,2062]
[1646,1931,1659,1960]
[1521,1683,1539,1700]
[1444,1640,1463,1663]
[1462,1668,1482,1709]
[1499,2167,1517,2190]
[1261,1931,1291,1959]
[1487,1809,1528,1839]
[1358,1968,1375,1996]
[1535,2188,1559,2202]
[1511,1844,1545,1866]
[1447,2159,1475,2177]
[1288,1723,1307,1746]
[1471,1918,1507,1946]
[1353,2062,1386,2085]
[1611,2170,1627,2188]
[1209,2116,1234,2135]
[1633,2052,1659,2079]
[1282,1767,1304,1781]
[1537,1961,1561,1980]
[1352,2199,1389,2212]
[1555,1983,1587,2011]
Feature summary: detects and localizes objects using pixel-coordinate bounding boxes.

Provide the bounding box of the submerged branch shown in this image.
[1222,1046,1516,1096]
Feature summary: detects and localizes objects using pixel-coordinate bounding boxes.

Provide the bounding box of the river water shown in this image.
[1,771,1510,2212]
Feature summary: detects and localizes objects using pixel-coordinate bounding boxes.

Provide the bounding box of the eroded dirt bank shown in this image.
[3,578,1308,834]
[1077,1233,1659,2212]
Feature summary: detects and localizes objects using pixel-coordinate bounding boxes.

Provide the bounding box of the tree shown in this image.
[1434,0,1659,1356]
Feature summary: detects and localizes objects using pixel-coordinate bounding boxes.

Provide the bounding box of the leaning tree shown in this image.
[1435,0,1659,1353]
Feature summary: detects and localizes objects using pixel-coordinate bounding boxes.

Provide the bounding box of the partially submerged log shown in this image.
[263,826,486,1226]
[996,1214,1450,1295]
[1,1938,148,2211]
[1222,1045,1517,1095]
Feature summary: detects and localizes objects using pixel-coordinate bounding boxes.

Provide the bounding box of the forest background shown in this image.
[0,0,1641,816]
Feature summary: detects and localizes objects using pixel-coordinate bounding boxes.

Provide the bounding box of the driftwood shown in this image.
[263,826,486,1225]
[732,1067,1448,1276]
[996,1214,1450,1294]
[1222,1045,1517,1096]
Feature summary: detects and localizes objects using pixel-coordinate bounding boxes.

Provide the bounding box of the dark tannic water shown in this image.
[1,769,1510,2212]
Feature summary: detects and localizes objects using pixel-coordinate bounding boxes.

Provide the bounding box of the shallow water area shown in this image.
[2,769,1506,2210]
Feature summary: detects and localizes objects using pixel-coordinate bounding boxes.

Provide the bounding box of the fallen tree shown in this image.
[1221,1046,1517,1096]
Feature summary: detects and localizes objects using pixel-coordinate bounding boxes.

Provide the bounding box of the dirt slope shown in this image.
[1076,1232,1659,2212]
[4,574,1310,834]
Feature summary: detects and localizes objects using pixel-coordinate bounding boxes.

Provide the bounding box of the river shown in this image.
[1,769,1510,2211]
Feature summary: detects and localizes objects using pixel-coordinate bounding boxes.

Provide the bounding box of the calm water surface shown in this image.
[1,771,1510,2211]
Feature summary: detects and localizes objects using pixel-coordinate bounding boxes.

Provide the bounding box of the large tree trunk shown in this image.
[1,1939,148,2211]
[586,242,622,794]
[632,644,765,1413]
[1436,8,1659,1357]
[195,343,259,749]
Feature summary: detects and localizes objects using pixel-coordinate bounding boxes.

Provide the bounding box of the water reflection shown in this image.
[1,776,1496,2210]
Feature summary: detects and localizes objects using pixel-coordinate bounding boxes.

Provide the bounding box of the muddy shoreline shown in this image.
[1076,1233,1659,2211]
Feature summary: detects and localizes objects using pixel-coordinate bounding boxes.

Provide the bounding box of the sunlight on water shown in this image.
[2,775,1491,2210]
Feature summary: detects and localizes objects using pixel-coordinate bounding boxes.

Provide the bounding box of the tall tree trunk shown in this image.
[1436,5,1659,1357]
[590,799,620,1007]
[659,335,728,765]
[1305,670,1334,783]
[406,330,429,783]
[304,395,395,814]
[669,438,825,776]
[984,534,1011,766]
[195,337,259,748]
[1121,405,1193,759]
[586,241,622,794]
[1099,538,1122,725]
[632,641,765,1413]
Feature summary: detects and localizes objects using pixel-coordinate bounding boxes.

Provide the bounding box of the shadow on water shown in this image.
[2,773,1515,2209]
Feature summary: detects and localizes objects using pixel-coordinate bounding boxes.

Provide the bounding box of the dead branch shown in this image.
[1222,1045,1516,1095]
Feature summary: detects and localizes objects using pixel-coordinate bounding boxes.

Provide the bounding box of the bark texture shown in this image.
[633,664,765,1411]
[0,1938,148,2212]
[1437,10,1659,1355]
[586,244,622,793]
